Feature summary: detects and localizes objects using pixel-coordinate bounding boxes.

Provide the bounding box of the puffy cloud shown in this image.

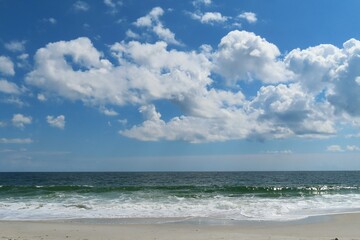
[0,79,21,94]
[238,12,257,23]
[134,7,181,45]
[191,12,228,24]
[0,56,15,76]
[326,145,344,152]
[4,40,26,52]
[0,138,33,144]
[25,31,360,143]
[285,44,343,94]
[121,104,252,143]
[214,30,293,84]
[11,114,32,128]
[327,39,360,117]
[286,38,360,118]
[46,115,65,129]
[73,1,89,12]
[27,37,212,108]
[249,83,336,138]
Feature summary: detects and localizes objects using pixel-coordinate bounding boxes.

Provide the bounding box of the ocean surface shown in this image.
[1,171,360,221]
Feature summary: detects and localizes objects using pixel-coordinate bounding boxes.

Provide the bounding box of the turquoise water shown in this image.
[1,172,360,221]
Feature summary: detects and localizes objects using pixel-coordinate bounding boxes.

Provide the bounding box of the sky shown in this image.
[1,0,360,171]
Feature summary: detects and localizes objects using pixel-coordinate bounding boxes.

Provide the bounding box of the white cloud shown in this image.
[0,56,15,76]
[27,37,211,107]
[0,121,6,127]
[326,145,344,152]
[17,53,30,69]
[73,1,89,12]
[192,0,212,6]
[134,7,181,45]
[0,79,21,94]
[214,30,293,84]
[25,32,360,143]
[4,40,26,52]
[347,145,360,151]
[118,119,128,125]
[12,114,32,128]
[43,17,57,24]
[46,115,65,129]
[100,107,118,116]
[126,30,140,39]
[249,83,336,138]
[285,38,360,118]
[265,150,293,154]
[0,138,33,144]
[37,93,46,101]
[238,12,257,23]
[191,12,228,24]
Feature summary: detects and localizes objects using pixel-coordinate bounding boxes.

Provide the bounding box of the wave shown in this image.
[0,184,359,198]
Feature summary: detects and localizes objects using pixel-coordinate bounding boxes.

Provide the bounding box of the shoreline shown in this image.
[1,213,360,240]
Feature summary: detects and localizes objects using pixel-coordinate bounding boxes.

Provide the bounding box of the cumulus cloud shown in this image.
[0,79,22,94]
[250,83,336,138]
[4,40,26,52]
[46,115,65,129]
[214,30,293,84]
[238,12,257,23]
[12,114,32,128]
[134,7,181,45]
[191,12,228,24]
[0,138,33,144]
[27,37,211,107]
[0,56,15,76]
[73,1,89,12]
[25,31,360,143]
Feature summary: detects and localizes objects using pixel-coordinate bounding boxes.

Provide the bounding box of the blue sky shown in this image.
[1,0,360,171]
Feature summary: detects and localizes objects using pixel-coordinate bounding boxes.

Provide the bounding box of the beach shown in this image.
[1,213,360,240]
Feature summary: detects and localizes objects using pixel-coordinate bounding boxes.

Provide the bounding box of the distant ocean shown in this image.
[1,172,360,221]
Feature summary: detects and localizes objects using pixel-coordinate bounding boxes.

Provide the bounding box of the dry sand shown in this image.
[1,213,360,240]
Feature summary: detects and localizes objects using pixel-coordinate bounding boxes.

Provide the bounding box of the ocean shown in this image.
[0,171,360,222]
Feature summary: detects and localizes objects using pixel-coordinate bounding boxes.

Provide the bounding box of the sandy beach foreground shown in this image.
[1,213,360,240]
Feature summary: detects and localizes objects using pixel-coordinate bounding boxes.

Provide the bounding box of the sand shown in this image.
[1,213,360,240]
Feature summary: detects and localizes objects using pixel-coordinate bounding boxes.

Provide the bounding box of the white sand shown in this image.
[1,213,360,240]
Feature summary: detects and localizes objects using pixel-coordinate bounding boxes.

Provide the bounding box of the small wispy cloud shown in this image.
[0,138,33,144]
[43,17,57,24]
[4,40,26,52]
[238,12,257,24]
[73,1,90,12]
[327,144,360,152]
[46,115,65,129]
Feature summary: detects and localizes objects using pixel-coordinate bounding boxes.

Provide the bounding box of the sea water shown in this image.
[0,171,360,221]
